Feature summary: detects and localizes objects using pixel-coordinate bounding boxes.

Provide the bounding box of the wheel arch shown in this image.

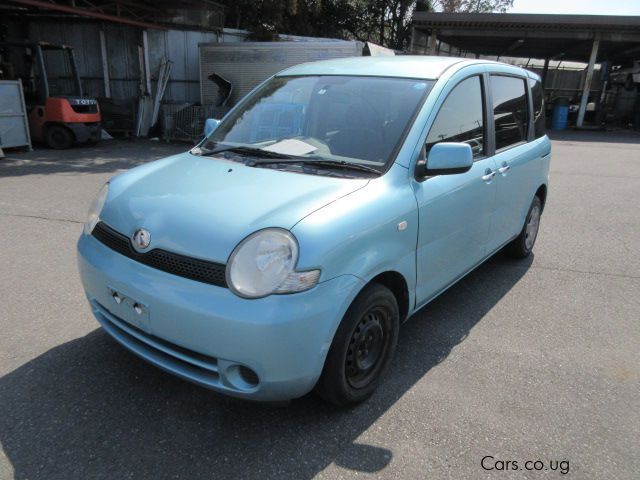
[535,183,548,212]
[369,271,410,323]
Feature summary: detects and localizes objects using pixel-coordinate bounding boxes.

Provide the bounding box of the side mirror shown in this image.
[203,118,221,137]
[415,142,473,179]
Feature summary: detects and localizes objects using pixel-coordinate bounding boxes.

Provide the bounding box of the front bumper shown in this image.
[77,233,363,401]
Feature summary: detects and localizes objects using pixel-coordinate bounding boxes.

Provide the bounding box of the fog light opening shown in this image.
[239,366,259,387]
[225,364,260,391]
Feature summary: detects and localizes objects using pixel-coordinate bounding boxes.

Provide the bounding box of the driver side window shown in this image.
[426,76,485,158]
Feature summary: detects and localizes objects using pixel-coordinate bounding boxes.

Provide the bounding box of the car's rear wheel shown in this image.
[45,124,74,149]
[315,283,399,406]
[505,195,542,259]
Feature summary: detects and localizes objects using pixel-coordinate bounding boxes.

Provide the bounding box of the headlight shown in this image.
[83,183,109,235]
[226,228,320,299]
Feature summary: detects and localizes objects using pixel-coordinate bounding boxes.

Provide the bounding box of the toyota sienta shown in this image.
[77,56,550,405]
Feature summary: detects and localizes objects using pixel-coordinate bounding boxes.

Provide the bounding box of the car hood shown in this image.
[99,152,369,263]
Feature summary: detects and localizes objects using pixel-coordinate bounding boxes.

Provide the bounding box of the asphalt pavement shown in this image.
[0,132,638,479]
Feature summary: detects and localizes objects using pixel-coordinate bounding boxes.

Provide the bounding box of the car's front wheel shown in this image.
[315,283,399,406]
[505,195,542,259]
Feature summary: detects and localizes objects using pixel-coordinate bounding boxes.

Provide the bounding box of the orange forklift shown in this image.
[0,41,101,149]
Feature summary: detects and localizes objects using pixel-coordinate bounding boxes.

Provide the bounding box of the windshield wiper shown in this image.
[194,144,381,175]
[197,144,296,159]
[249,158,382,175]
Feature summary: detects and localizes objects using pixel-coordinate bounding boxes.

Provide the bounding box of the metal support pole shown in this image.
[142,30,151,96]
[429,30,438,56]
[409,26,416,54]
[137,45,145,96]
[99,28,111,98]
[35,45,49,101]
[541,57,550,89]
[595,60,610,126]
[68,48,83,97]
[577,35,600,128]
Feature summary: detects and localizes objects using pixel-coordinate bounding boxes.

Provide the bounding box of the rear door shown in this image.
[413,73,498,305]
[487,74,541,251]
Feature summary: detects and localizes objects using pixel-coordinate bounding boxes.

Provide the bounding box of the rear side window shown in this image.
[426,75,485,158]
[530,78,546,138]
[490,75,529,150]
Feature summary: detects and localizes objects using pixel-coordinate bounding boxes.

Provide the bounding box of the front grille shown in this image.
[92,221,227,287]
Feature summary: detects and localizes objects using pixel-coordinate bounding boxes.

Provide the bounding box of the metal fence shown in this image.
[161,103,228,143]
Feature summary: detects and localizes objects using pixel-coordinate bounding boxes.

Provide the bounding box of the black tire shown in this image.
[315,283,399,406]
[505,195,542,259]
[45,125,74,149]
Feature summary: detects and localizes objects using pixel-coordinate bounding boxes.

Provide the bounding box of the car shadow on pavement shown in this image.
[0,254,532,480]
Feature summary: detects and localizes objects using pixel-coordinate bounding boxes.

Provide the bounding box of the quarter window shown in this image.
[530,78,546,139]
[426,76,485,158]
[490,75,529,150]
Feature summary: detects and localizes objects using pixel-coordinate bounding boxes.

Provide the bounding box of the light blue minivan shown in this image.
[77,56,550,405]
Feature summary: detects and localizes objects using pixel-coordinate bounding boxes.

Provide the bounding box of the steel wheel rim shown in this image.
[345,307,391,389]
[525,204,541,250]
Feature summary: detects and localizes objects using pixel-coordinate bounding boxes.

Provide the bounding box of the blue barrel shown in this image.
[551,98,570,130]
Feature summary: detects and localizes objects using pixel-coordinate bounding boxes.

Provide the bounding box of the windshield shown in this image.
[198,75,433,173]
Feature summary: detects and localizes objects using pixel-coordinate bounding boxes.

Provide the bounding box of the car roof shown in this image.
[277,56,506,80]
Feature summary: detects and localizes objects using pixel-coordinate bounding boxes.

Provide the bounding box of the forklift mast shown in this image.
[0,41,83,101]
[38,42,85,99]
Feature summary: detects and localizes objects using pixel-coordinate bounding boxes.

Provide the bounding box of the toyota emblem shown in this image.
[132,228,151,249]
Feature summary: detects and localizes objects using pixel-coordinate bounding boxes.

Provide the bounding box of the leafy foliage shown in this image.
[220,0,513,50]
[433,0,513,12]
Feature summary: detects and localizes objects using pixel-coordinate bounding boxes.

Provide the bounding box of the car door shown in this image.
[487,74,541,251]
[413,74,499,305]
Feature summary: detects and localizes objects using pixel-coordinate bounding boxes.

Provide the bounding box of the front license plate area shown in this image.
[107,286,150,332]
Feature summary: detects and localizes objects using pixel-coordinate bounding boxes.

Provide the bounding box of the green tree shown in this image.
[219,0,513,50]
[433,0,513,12]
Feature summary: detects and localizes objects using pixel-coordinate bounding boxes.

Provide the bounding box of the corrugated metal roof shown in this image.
[413,13,640,31]
[411,13,640,63]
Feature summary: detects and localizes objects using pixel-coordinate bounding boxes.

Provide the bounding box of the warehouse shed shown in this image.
[1,1,384,142]
[411,13,640,128]
[2,1,225,104]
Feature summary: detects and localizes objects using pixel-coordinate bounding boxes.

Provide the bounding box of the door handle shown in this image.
[481,169,496,181]
[498,162,510,174]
